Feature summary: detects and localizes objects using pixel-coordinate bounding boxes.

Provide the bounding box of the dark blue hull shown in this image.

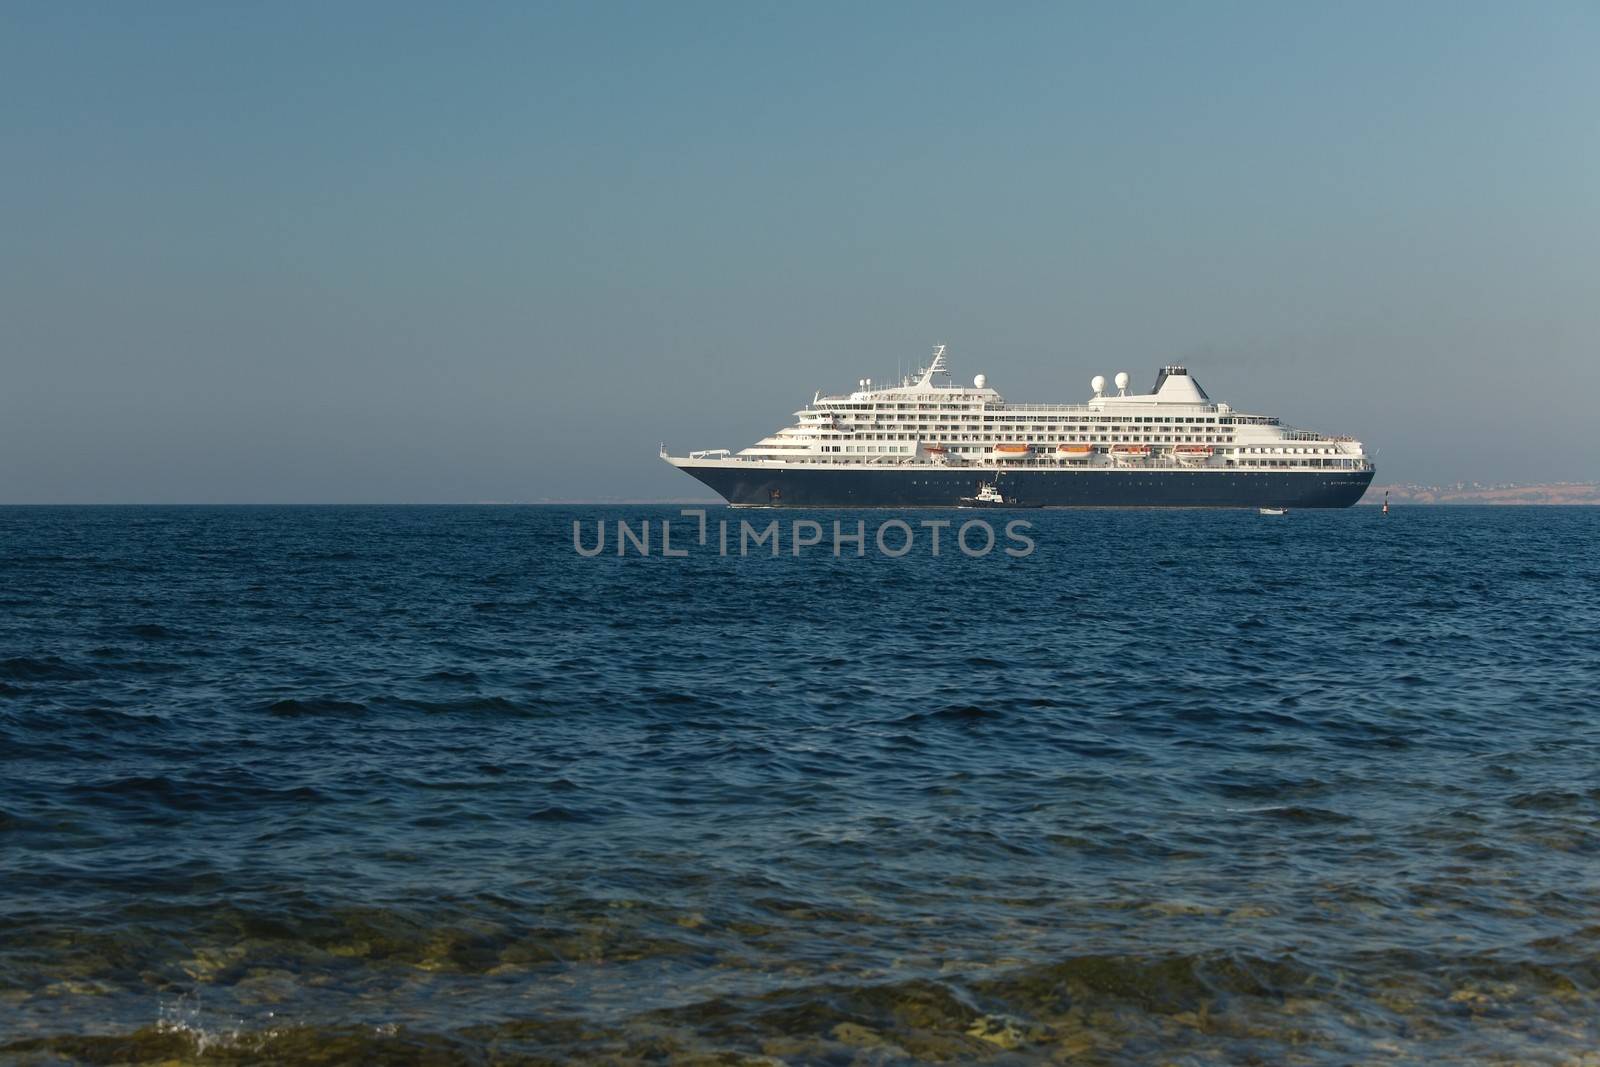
[675,465,1374,508]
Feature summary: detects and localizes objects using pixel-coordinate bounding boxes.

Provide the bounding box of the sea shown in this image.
[1,505,1597,1065]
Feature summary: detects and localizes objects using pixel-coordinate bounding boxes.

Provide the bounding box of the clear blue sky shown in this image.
[3,2,1597,502]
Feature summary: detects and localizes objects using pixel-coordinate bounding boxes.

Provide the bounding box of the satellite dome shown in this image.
[974,374,987,389]
[1091,375,1106,395]
[1114,371,1130,391]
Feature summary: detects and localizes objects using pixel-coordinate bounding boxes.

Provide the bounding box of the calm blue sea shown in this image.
[2,505,1598,1064]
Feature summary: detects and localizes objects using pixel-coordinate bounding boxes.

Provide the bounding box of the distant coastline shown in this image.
[1362,482,1600,505]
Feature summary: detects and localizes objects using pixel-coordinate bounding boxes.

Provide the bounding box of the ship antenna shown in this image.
[915,344,950,388]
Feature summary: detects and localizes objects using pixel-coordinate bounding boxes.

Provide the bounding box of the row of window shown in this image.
[783,431,1344,453]
[783,451,1364,469]
[785,447,1355,462]
[816,414,1226,425]
[792,434,1228,443]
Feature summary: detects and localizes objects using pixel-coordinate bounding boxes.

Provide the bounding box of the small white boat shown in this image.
[1258,506,1288,516]
[960,482,1040,508]
[960,482,1007,507]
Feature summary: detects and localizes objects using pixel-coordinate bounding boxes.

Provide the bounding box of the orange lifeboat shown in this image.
[992,443,1031,461]
[1056,444,1094,461]
[1173,444,1213,464]
[924,444,948,455]
[1109,444,1151,457]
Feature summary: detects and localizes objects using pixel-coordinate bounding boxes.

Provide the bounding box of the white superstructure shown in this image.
[675,346,1371,474]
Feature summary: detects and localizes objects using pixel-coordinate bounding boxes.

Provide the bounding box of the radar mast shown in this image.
[914,344,951,388]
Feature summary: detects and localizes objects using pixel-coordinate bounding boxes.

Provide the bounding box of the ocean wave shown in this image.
[65,774,323,812]
[262,698,369,718]
[0,656,94,682]
[1231,804,1356,824]
[901,704,1002,723]
[373,694,553,717]
[117,623,182,641]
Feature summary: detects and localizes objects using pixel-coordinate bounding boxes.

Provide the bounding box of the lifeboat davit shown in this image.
[1056,444,1094,461]
[992,443,1031,460]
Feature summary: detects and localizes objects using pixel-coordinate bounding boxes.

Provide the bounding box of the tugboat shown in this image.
[959,482,1039,509]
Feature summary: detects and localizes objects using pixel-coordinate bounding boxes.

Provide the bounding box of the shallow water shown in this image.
[2,505,1598,1064]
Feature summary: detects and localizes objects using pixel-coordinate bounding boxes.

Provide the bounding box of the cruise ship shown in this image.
[662,347,1374,508]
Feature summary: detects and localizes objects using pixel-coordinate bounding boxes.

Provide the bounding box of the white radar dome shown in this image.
[1114,371,1130,391]
[1091,375,1106,395]
[974,374,987,389]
